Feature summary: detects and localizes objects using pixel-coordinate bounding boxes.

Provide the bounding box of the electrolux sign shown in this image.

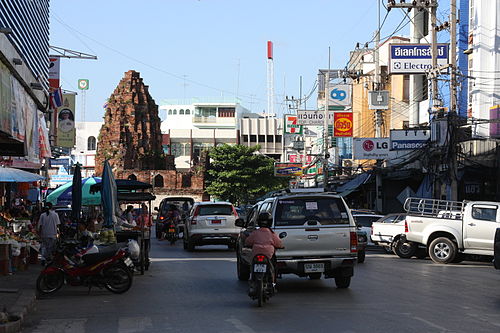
[390,129,430,151]
[389,44,449,74]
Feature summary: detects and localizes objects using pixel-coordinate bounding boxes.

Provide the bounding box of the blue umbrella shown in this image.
[0,166,44,182]
[101,160,118,228]
[71,163,82,221]
[46,177,102,206]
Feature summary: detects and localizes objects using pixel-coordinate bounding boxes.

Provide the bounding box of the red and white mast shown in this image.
[266,41,274,116]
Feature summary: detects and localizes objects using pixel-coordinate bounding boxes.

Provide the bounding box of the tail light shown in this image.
[404,220,408,233]
[159,216,164,220]
[350,231,358,253]
[232,206,239,217]
[256,255,266,262]
[191,206,200,224]
[191,218,197,225]
[371,226,373,235]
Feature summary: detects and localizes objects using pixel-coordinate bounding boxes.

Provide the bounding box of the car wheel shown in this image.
[334,276,351,289]
[394,239,417,259]
[415,248,427,259]
[237,254,250,281]
[187,237,195,252]
[357,250,366,263]
[429,237,457,264]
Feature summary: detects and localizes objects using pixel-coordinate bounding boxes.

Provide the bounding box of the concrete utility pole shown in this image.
[430,0,440,110]
[449,0,458,200]
[323,48,330,190]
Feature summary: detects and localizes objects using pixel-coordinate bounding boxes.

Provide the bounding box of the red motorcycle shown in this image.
[36,240,134,295]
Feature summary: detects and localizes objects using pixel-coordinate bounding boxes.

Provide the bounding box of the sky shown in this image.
[49,0,452,123]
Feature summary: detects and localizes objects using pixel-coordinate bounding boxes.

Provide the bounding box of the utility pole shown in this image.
[374,0,383,213]
[449,0,458,200]
[323,48,331,190]
[430,0,440,110]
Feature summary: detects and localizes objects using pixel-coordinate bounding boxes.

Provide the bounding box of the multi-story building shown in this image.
[71,122,103,177]
[239,115,283,160]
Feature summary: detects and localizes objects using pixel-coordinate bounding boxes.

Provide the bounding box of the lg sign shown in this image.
[363,139,388,151]
[353,138,390,159]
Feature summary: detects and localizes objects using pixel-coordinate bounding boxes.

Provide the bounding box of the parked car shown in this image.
[183,201,240,251]
[403,197,500,264]
[236,189,358,288]
[495,228,500,270]
[352,213,384,246]
[155,197,194,238]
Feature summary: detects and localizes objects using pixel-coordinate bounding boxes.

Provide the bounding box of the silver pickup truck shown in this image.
[495,228,500,269]
[402,197,500,264]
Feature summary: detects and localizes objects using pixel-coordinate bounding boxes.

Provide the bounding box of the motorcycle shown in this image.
[248,254,275,307]
[36,240,135,295]
[162,221,178,245]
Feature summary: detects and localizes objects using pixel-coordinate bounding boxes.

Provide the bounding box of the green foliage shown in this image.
[206,144,289,205]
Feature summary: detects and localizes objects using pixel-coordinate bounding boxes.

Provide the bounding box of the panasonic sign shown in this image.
[390,129,430,151]
[389,44,449,74]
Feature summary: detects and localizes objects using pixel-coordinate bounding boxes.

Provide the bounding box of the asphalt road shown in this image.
[24,240,500,333]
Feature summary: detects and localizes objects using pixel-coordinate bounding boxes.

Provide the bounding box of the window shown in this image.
[185,109,191,115]
[171,143,182,157]
[153,174,164,188]
[258,135,265,142]
[183,143,191,157]
[179,109,185,115]
[87,136,96,151]
[472,206,497,222]
[403,75,410,102]
[218,107,235,118]
[275,197,349,226]
[243,136,249,143]
[173,109,177,115]
[168,109,172,115]
[275,135,282,143]
[382,215,397,223]
[267,135,274,143]
[195,107,216,117]
[354,216,383,227]
[198,204,233,216]
[250,135,257,142]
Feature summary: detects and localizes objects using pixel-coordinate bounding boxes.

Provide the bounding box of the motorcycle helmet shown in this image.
[257,212,273,228]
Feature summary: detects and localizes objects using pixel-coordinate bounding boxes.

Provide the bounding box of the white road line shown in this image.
[150,257,237,262]
[31,318,87,333]
[406,315,449,332]
[226,317,256,333]
[118,316,153,333]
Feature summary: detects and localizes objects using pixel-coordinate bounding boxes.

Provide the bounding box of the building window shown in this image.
[171,142,182,157]
[267,135,274,143]
[403,75,410,102]
[168,109,172,115]
[243,136,249,143]
[179,109,185,115]
[128,174,137,181]
[250,135,257,142]
[275,135,282,143]
[183,143,191,157]
[218,107,235,118]
[195,107,217,117]
[87,136,96,151]
[173,109,177,115]
[185,109,191,115]
[258,135,265,142]
[153,174,164,188]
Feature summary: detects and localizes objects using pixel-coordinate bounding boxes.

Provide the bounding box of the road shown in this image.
[25,240,500,333]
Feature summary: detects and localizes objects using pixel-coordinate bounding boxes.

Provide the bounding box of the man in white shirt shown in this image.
[38,203,61,264]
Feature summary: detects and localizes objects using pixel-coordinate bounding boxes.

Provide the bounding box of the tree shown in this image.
[206,144,288,205]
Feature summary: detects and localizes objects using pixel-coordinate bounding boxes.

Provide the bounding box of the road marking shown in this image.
[402,314,449,332]
[150,257,237,262]
[31,318,87,333]
[226,317,256,333]
[118,316,153,333]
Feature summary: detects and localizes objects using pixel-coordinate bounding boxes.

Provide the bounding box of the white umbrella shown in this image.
[0,166,44,182]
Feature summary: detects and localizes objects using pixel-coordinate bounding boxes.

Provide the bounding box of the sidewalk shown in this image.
[0,266,40,333]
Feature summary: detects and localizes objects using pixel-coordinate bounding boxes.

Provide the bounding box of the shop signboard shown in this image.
[389,43,449,74]
[333,112,353,137]
[49,56,61,89]
[287,154,313,164]
[284,114,302,134]
[78,79,89,90]
[274,163,302,177]
[390,129,430,150]
[55,93,76,148]
[328,84,351,107]
[297,110,335,125]
[50,165,73,188]
[353,138,390,159]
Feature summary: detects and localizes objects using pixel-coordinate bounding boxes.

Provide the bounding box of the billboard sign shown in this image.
[287,154,313,164]
[48,56,60,89]
[55,93,76,148]
[78,79,89,90]
[328,84,351,107]
[333,112,353,137]
[353,138,390,159]
[297,110,334,125]
[390,129,430,150]
[284,114,302,134]
[389,43,449,74]
[274,163,302,177]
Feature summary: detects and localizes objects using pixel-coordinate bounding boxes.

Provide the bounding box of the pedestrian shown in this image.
[136,203,152,268]
[122,205,136,226]
[37,202,61,265]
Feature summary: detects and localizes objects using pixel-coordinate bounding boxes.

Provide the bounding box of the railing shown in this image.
[403,197,465,219]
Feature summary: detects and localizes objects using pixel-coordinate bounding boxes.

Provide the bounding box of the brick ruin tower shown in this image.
[95,70,167,175]
[95,70,207,202]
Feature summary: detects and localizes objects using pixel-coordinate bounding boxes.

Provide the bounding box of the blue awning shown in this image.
[336,173,371,196]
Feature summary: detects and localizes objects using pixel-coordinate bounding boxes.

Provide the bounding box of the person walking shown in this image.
[38,202,61,265]
[137,203,153,269]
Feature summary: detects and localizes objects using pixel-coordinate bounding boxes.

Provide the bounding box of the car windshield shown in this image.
[354,216,383,227]
[161,199,193,214]
[198,205,233,216]
[274,197,349,226]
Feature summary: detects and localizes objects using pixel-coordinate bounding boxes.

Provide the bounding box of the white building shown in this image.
[467,0,500,138]
[71,121,103,177]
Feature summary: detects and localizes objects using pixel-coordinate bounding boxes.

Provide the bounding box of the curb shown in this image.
[0,290,36,333]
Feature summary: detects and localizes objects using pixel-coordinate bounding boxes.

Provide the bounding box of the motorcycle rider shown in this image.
[245,213,283,293]
[161,205,180,240]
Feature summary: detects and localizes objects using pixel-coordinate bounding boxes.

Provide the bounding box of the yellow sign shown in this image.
[56,93,76,147]
[274,163,303,177]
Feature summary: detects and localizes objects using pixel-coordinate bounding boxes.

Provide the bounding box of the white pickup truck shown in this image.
[402,197,500,264]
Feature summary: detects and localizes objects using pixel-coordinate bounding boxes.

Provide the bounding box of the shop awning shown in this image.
[0,166,44,182]
[336,173,372,197]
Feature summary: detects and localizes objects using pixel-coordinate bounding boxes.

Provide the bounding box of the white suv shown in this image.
[236,190,358,288]
[183,201,241,251]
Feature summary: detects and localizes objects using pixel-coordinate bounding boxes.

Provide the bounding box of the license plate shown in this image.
[253,264,267,273]
[124,257,134,267]
[304,263,324,273]
[211,220,221,224]
[168,228,175,232]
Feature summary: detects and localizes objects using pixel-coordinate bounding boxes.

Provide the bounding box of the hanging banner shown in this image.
[274,163,303,177]
[49,56,61,90]
[284,114,302,134]
[55,93,76,147]
[333,112,353,137]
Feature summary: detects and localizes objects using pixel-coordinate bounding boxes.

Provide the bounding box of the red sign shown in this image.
[334,112,353,137]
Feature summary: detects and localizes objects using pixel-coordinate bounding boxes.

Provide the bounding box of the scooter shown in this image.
[248,254,276,307]
[36,240,135,295]
[163,222,178,245]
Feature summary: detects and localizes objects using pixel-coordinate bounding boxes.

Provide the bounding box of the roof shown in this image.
[194,201,233,206]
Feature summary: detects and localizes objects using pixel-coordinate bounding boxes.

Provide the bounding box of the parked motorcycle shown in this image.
[248,254,275,307]
[36,240,135,295]
[163,222,178,245]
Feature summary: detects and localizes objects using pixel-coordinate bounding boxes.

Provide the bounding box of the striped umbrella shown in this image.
[46,176,102,206]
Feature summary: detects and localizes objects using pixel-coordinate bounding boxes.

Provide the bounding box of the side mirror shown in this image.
[356,224,362,229]
[235,218,245,228]
[257,212,273,225]
[154,207,159,211]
